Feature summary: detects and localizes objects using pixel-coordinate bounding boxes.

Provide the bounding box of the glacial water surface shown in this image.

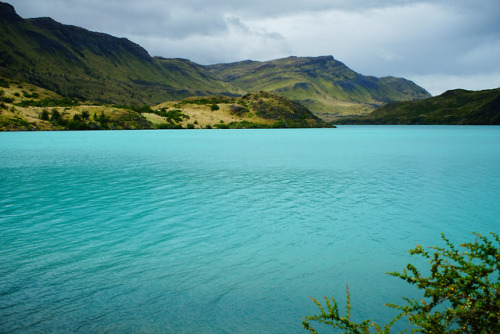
[1,126,499,333]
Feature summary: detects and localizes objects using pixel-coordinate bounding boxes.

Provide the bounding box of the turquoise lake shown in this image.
[1,126,499,333]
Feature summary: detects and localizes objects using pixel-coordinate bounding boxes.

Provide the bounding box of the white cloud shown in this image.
[410,72,500,96]
[245,2,466,72]
[133,14,291,64]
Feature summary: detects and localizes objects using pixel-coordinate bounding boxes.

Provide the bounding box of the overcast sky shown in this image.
[5,0,500,95]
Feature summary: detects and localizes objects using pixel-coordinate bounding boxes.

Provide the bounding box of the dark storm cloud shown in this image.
[5,0,500,94]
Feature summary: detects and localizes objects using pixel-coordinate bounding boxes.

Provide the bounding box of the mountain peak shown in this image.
[0,1,22,21]
[309,55,335,61]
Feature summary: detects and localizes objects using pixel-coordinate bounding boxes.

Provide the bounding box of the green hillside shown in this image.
[0,78,331,130]
[0,1,433,123]
[0,2,242,106]
[338,88,500,125]
[206,56,431,120]
[0,2,431,120]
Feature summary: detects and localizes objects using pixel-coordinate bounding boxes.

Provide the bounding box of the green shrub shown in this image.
[180,95,234,106]
[166,109,189,123]
[81,110,90,121]
[227,120,263,129]
[303,232,500,333]
[272,120,287,128]
[40,109,49,120]
[0,79,9,88]
[135,105,153,114]
[67,119,91,130]
[23,91,39,99]
[50,109,62,122]
[15,97,79,108]
[1,96,14,103]
[10,117,32,128]
[156,123,183,129]
[230,104,249,116]
[151,108,189,123]
[214,123,229,129]
[97,111,110,125]
[211,104,219,111]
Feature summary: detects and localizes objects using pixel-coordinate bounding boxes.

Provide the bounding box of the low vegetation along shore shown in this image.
[0,79,332,131]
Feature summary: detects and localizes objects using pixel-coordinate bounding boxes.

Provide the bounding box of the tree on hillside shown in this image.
[81,110,90,121]
[40,109,49,120]
[303,232,500,333]
[50,108,63,124]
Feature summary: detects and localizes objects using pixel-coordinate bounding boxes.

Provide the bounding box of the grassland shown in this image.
[0,80,154,130]
[0,78,331,131]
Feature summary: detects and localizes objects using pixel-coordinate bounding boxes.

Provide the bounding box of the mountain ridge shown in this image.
[0,3,242,105]
[0,1,430,120]
[206,56,431,120]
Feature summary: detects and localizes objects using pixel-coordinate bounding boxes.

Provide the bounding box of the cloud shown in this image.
[132,14,291,64]
[410,72,500,96]
[248,2,496,74]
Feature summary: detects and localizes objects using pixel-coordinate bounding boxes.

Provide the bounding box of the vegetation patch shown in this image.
[304,232,500,333]
[15,97,80,108]
[179,95,235,106]
[156,122,183,129]
[0,78,10,88]
[153,108,190,123]
[339,88,500,125]
[230,104,249,116]
[0,115,35,130]
[0,79,333,130]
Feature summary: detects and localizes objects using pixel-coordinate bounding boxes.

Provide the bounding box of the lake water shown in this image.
[1,126,499,333]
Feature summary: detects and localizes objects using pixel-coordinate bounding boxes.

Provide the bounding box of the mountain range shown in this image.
[0,1,430,121]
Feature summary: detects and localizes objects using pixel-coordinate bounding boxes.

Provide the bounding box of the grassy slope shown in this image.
[0,2,432,124]
[337,88,500,125]
[0,3,242,106]
[206,56,431,120]
[0,78,331,130]
[0,79,153,130]
[149,92,332,129]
